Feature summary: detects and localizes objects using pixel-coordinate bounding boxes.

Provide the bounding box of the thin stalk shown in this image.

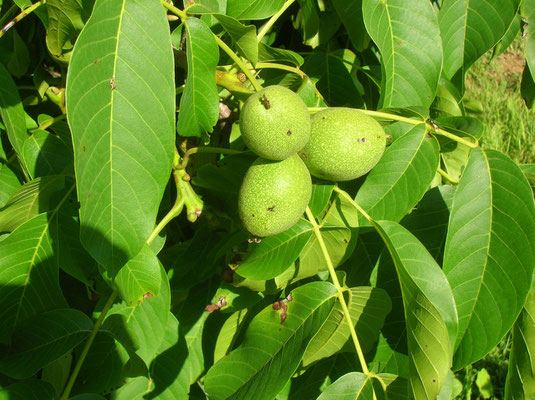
[176,146,242,170]
[160,0,186,20]
[255,62,305,78]
[333,186,373,224]
[305,206,370,375]
[308,107,479,149]
[0,4,18,28]
[60,289,118,400]
[437,167,459,184]
[0,0,45,39]
[213,34,263,92]
[35,114,66,131]
[146,171,185,245]
[257,0,296,42]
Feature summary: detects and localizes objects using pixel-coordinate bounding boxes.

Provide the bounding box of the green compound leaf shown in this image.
[375,220,458,399]
[236,218,313,280]
[443,148,535,370]
[115,244,161,307]
[0,380,58,400]
[0,175,68,233]
[0,164,21,208]
[0,62,28,157]
[355,124,440,223]
[22,130,73,179]
[362,0,443,109]
[214,14,258,65]
[0,212,68,344]
[317,372,374,399]
[504,277,535,399]
[102,265,170,366]
[147,313,191,400]
[177,17,219,139]
[226,0,285,20]
[332,0,368,52]
[439,0,520,79]
[204,281,337,400]
[46,0,93,57]
[0,308,93,379]
[66,0,175,275]
[302,287,391,367]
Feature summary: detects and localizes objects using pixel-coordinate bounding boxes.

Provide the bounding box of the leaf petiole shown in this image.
[0,0,45,39]
[175,146,242,170]
[257,0,296,42]
[60,289,118,400]
[305,206,370,375]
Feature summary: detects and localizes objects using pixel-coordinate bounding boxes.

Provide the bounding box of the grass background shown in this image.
[453,36,534,399]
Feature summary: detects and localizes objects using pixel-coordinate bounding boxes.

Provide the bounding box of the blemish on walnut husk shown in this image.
[287,130,292,136]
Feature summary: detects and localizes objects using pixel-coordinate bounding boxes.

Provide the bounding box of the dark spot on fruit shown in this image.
[251,213,255,217]
[322,116,326,120]
[361,137,366,142]
[83,146,86,152]
[432,379,436,383]
[260,94,271,109]
[267,206,275,212]
[287,130,292,136]
[299,153,307,159]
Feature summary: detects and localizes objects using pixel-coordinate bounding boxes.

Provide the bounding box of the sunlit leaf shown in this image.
[303,287,391,367]
[0,164,21,208]
[204,281,337,400]
[0,62,27,156]
[362,0,443,109]
[375,220,458,399]
[355,124,440,223]
[443,148,535,369]
[236,219,313,280]
[177,17,219,139]
[214,14,257,64]
[439,0,520,79]
[317,372,374,399]
[226,0,284,20]
[504,277,535,399]
[46,0,93,56]
[66,0,175,274]
[115,244,161,306]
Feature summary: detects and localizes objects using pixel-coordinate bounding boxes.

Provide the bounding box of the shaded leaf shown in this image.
[0,309,92,379]
[102,266,170,366]
[504,277,535,399]
[148,313,190,400]
[22,130,73,179]
[332,0,368,52]
[0,175,68,233]
[524,0,535,78]
[115,244,161,306]
[178,17,219,139]
[303,50,363,108]
[0,164,21,208]
[66,0,175,274]
[0,212,68,344]
[355,124,440,223]
[303,287,391,367]
[521,63,535,108]
[236,219,313,280]
[362,0,443,109]
[308,183,334,218]
[226,0,284,20]
[41,353,72,395]
[443,148,535,369]
[317,372,374,399]
[46,0,93,56]
[375,220,458,399]
[439,0,520,79]
[258,43,304,66]
[7,30,30,78]
[0,380,58,400]
[0,62,27,156]
[204,281,337,400]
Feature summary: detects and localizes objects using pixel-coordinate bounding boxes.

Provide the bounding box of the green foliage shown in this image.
[0,0,534,399]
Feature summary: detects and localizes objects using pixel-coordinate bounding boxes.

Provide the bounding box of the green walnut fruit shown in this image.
[240,85,311,160]
[238,154,312,237]
[299,108,386,181]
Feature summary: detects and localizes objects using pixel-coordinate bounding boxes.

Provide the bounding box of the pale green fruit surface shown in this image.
[299,108,386,181]
[238,154,312,237]
[240,85,311,160]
